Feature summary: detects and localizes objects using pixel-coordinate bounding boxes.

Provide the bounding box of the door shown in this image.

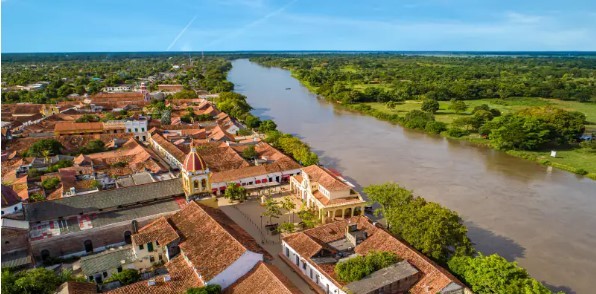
[84,240,93,253]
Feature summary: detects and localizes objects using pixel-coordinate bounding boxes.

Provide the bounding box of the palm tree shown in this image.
[41,150,51,164]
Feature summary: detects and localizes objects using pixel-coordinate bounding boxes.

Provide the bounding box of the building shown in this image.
[290,165,366,223]
[180,145,212,200]
[107,201,299,294]
[2,184,23,216]
[54,119,148,141]
[103,85,133,92]
[281,217,469,294]
[157,84,184,93]
[1,218,33,270]
[80,245,136,283]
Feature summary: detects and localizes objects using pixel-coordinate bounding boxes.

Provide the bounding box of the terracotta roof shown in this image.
[151,132,186,162]
[302,165,350,191]
[158,84,184,92]
[131,216,179,246]
[223,261,301,294]
[13,104,42,115]
[107,255,202,294]
[1,185,21,208]
[55,281,97,294]
[90,92,146,103]
[183,147,208,172]
[55,122,103,132]
[169,202,270,281]
[312,190,363,207]
[283,217,466,294]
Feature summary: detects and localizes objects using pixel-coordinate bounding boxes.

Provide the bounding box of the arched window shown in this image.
[41,249,50,261]
[201,179,207,190]
[194,180,199,189]
[124,231,132,244]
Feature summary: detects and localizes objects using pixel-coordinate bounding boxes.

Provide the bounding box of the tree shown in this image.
[335,251,399,283]
[161,109,172,125]
[297,206,319,229]
[80,140,106,154]
[26,139,62,157]
[30,192,46,202]
[448,254,551,294]
[280,196,296,222]
[484,114,550,150]
[75,114,99,123]
[186,284,222,294]
[41,149,51,164]
[224,183,247,202]
[277,222,296,233]
[421,99,439,114]
[448,99,468,114]
[42,177,60,190]
[172,89,197,99]
[104,269,140,285]
[364,183,473,262]
[258,120,277,132]
[2,268,62,294]
[262,197,282,223]
[241,145,258,160]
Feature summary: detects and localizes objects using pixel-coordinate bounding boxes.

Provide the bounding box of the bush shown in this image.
[104,269,140,285]
[80,140,106,154]
[186,284,222,294]
[26,139,63,157]
[421,99,439,113]
[575,168,588,175]
[403,110,434,130]
[237,128,252,136]
[424,121,447,134]
[41,177,60,190]
[447,127,470,138]
[75,114,100,123]
[335,251,400,283]
[241,145,258,159]
[29,192,46,202]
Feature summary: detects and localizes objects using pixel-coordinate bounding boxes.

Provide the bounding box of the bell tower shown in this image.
[181,144,211,201]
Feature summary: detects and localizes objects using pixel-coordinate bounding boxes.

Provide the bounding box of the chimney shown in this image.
[147,279,156,286]
[163,275,171,282]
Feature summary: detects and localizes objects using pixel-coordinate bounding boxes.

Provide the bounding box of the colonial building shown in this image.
[290,165,366,223]
[181,145,212,200]
[281,217,469,294]
[107,202,300,294]
[54,119,148,141]
[2,184,23,216]
[1,218,33,270]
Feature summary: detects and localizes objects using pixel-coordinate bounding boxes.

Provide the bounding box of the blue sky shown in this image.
[2,0,595,52]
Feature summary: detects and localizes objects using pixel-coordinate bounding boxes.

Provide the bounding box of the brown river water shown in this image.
[228,59,596,294]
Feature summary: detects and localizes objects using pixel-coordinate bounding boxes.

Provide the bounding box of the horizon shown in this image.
[2,0,595,52]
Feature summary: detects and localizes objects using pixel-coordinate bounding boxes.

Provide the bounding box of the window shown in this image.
[285,247,290,257]
[141,128,145,132]
[302,261,306,270]
[295,255,299,266]
[89,276,93,281]
[147,242,154,252]
[150,256,155,263]
[139,244,144,250]
[194,180,199,189]
[14,206,18,211]
[159,254,163,261]
[5,241,9,244]
[1,211,4,215]
[135,128,138,132]
[103,272,108,278]
[117,267,122,273]
[201,179,207,189]
[310,268,313,279]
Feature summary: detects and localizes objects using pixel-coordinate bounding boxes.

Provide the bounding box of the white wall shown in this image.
[1,202,23,216]
[208,250,262,289]
[282,241,345,294]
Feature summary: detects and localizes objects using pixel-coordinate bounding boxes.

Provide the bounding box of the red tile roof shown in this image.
[223,261,301,294]
[1,184,21,208]
[283,217,466,294]
[54,122,103,132]
[131,216,179,246]
[302,165,350,192]
[168,202,270,282]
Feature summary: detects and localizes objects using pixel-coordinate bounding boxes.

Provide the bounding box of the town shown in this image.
[1,59,471,294]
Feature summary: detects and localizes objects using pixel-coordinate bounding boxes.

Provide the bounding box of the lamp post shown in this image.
[260,215,264,244]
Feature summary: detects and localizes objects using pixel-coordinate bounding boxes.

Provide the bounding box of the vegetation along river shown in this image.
[228,59,596,294]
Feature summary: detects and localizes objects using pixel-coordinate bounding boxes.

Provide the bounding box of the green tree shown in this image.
[448,254,551,294]
[104,269,140,285]
[364,183,473,262]
[335,251,399,283]
[297,206,319,229]
[241,145,258,160]
[280,196,296,222]
[80,140,106,154]
[172,89,197,99]
[484,114,550,150]
[5,268,62,294]
[75,114,99,123]
[258,120,277,132]
[26,139,63,157]
[186,284,222,294]
[421,99,439,114]
[224,183,247,202]
[277,222,296,233]
[41,177,60,190]
[448,99,468,114]
[262,197,282,223]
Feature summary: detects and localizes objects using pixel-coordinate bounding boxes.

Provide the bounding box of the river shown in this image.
[228,59,596,294]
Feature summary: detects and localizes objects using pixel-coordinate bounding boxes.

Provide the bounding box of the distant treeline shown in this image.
[252,55,596,102]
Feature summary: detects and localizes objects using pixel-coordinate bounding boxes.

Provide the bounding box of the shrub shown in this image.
[421,99,439,113]
[80,140,106,154]
[403,110,434,130]
[104,269,140,285]
[575,168,588,175]
[41,177,60,190]
[186,284,222,294]
[26,139,63,157]
[447,128,470,138]
[424,121,447,134]
[335,251,400,283]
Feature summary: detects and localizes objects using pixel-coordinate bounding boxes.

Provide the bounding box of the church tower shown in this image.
[181,144,211,201]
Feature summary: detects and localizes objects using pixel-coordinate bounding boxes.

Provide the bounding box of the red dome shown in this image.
[183,148,207,172]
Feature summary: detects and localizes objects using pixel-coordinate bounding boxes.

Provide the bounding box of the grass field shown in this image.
[362,98,596,178]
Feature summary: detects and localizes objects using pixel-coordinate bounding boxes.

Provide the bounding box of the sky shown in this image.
[2,0,596,52]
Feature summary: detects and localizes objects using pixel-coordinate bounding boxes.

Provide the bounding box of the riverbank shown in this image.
[286,70,596,180]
